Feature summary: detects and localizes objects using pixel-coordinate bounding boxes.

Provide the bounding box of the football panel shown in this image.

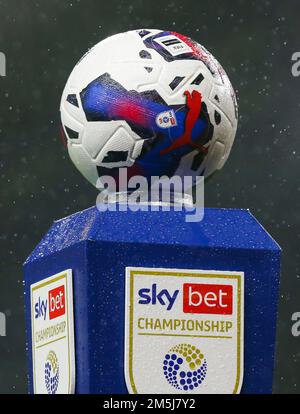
[68,143,99,187]
[81,121,123,159]
[95,126,136,168]
[61,104,84,143]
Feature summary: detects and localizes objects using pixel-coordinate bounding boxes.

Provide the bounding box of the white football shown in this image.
[60,29,238,189]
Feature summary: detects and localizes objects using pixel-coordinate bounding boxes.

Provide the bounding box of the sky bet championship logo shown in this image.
[125,267,244,394]
[34,285,65,321]
[163,344,207,391]
[45,351,60,394]
[155,109,177,129]
[34,285,65,394]
[30,270,75,394]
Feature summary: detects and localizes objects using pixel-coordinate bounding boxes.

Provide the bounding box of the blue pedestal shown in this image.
[24,207,280,394]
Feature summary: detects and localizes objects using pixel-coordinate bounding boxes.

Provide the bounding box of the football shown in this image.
[60,29,238,190]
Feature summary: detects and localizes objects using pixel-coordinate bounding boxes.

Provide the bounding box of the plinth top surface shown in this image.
[25,206,280,263]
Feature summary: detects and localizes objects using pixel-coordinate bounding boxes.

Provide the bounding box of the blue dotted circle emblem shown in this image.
[163,344,207,391]
[45,350,59,394]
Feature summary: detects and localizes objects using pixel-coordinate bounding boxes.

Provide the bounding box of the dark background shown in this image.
[0,0,299,393]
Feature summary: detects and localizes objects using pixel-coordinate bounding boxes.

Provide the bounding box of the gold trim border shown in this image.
[128,269,243,394]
